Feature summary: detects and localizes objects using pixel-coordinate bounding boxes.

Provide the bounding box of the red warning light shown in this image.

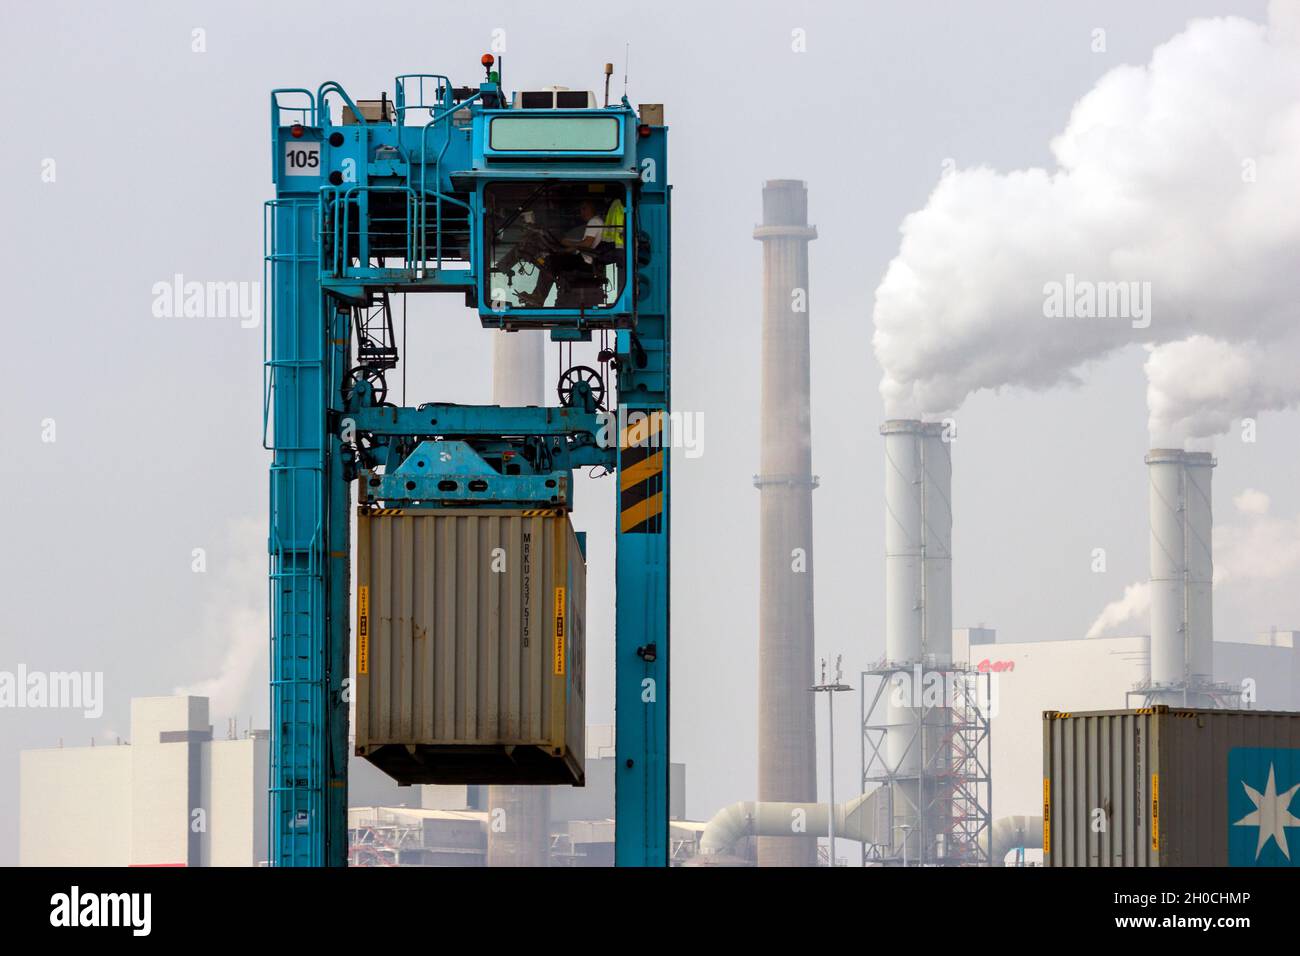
[290,123,304,138]
[481,53,495,67]
[637,124,651,138]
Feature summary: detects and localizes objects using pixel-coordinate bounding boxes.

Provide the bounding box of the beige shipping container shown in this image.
[355,508,585,786]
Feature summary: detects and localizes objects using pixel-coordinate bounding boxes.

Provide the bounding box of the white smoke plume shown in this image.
[1085,581,1151,640]
[873,2,1300,442]
[1144,335,1300,443]
[1087,487,1300,637]
[174,517,267,720]
[1232,487,1271,516]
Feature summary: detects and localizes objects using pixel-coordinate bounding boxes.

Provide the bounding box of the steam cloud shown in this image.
[1144,335,1300,443]
[872,2,1300,443]
[1085,581,1151,641]
[174,517,267,720]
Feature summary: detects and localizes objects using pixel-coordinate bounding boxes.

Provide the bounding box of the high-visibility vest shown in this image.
[602,199,625,248]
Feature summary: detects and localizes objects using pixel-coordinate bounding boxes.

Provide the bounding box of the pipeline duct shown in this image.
[698,790,886,858]
[981,815,1044,866]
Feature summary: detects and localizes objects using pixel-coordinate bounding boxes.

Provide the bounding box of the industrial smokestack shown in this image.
[880,419,952,862]
[881,421,952,669]
[490,331,545,406]
[754,180,818,867]
[1146,449,1215,705]
[487,329,551,867]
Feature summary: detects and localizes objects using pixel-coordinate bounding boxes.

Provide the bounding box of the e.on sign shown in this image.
[977,658,1016,673]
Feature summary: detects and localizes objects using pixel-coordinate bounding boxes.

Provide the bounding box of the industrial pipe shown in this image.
[698,790,885,858]
[981,815,1044,866]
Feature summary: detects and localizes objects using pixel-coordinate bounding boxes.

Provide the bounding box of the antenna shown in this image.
[623,42,630,98]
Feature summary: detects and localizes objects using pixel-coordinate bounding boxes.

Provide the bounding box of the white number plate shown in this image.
[283,141,321,176]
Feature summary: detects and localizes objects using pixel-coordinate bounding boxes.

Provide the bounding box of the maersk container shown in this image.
[1043,707,1300,867]
[354,508,586,787]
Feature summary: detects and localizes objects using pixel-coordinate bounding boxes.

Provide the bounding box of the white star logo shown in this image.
[1233,762,1300,861]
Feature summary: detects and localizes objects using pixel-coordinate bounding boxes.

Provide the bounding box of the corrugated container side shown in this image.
[1159,709,1300,866]
[1044,711,1157,866]
[1045,708,1300,867]
[355,509,585,786]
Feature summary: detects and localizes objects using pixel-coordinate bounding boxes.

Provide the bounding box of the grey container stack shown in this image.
[354,508,586,786]
[1044,707,1300,866]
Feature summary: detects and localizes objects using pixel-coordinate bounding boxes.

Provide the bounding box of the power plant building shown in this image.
[19,696,267,867]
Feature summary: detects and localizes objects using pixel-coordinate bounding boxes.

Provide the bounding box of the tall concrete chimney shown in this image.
[491,331,545,407]
[487,329,552,867]
[1146,449,1215,705]
[754,180,818,867]
[880,419,952,862]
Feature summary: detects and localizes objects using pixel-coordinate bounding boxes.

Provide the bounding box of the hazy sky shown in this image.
[1,0,1293,865]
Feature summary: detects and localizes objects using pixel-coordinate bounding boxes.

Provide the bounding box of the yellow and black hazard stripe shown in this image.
[358,506,406,517]
[619,410,665,534]
[522,508,564,517]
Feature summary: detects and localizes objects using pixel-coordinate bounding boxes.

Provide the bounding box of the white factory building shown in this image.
[22,633,1297,867]
[20,704,694,867]
[953,627,1300,863]
[19,696,267,866]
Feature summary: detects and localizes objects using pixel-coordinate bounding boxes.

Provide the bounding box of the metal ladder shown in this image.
[264,196,327,865]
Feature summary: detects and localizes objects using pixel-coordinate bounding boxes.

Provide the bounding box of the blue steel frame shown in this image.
[266,71,670,866]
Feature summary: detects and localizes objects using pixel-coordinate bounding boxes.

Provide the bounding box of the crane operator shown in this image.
[517,196,619,307]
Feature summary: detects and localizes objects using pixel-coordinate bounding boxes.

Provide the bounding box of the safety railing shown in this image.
[395,73,454,124]
[262,199,320,449]
[415,91,480,269]
[320,184,474,278]
[315,80,367,130]
[270,89,316,179]
[274,79,479,283]
[274,77,483,286]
